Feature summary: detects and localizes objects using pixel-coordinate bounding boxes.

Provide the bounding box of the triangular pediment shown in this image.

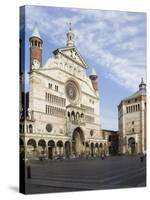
[53,47,87,68]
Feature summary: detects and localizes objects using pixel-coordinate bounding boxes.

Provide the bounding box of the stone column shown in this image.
[63,144,65,158]
[70,142,72,158]
[55,146,57,159]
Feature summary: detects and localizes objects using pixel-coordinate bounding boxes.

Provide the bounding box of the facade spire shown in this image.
[66,22,75,47]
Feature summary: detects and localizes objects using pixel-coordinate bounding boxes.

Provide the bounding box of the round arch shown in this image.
[99,143,103,148]
[57,140,63,147]
[128,137,136,155]
[29,124,33,133]
[38,139,46,148]
[27,139,36,148]
[85,142,89,147]
[71,111,75,121]
[48,140,55,147]
[48,140,55,159]
[57,140,63,157]
[72,127,85,157]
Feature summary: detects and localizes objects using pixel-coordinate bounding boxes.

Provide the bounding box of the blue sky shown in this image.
[20,5,146,131]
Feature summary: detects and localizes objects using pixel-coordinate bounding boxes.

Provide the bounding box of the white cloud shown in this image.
[24,6,146,92]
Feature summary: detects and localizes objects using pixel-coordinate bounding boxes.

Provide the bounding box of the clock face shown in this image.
[32,59,40,69]
[65,80,80,104]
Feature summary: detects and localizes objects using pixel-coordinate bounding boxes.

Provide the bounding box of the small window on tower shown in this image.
[38,41,40,47]
[132,128,134,132]
[35,40,37,46]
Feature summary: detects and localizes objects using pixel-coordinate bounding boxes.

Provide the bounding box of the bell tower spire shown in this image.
[66,22,75,47]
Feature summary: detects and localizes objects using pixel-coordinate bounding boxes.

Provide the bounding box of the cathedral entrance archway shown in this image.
[72,127,85,157]
[128,137,136,155]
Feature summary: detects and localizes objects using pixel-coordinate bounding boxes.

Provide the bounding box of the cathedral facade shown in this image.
[20,27,108,159]
[118,79,146,155]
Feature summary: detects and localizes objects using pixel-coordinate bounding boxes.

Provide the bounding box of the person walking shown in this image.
[140,152,144,163]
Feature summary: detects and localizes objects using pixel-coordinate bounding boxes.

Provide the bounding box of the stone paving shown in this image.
[25,156,146,194]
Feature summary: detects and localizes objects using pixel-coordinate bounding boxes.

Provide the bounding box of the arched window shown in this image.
[108,135,111,142]
[55,85,58,91]
[132,128,134,132]
[76,112,79,120]
[100,143,103,148]
[48,83,52,89]
[68,112,70,119]
[35,40,37,46]
[71,111,75,121]
[29,124,33,133]
[138,104,140,111]
[38,41,40,47]
[81,113,84,118]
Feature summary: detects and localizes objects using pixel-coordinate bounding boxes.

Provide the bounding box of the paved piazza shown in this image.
[25,156,146,194]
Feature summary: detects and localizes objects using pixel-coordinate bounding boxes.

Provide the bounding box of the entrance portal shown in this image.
[72,127,84,157]
[128,137,136,154]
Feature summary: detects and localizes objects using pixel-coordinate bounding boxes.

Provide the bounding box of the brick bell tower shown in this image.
[29,27,43,71]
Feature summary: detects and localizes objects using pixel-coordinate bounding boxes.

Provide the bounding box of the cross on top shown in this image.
[69,22,72,31]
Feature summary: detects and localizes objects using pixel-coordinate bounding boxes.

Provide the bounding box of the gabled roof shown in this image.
[53,46,87,68]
